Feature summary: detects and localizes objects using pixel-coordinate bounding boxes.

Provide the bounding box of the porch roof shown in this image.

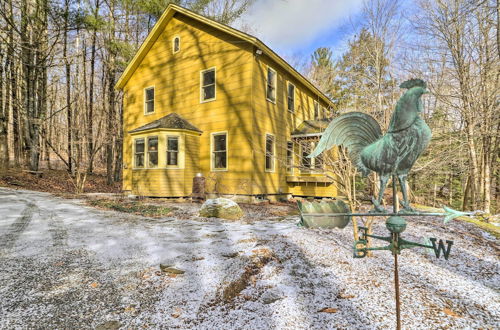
[291,119,330,138]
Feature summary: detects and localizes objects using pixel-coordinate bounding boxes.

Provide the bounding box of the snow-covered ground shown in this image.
[0,188,498,329]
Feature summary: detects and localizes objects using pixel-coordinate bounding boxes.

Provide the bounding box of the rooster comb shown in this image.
[399,79,426,89]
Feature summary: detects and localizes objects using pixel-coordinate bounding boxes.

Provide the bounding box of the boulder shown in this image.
[199,198,244,220]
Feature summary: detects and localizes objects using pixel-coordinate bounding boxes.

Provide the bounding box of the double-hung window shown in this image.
[286,141,293,174]
[167,136,179,166]
[265,134,275,171]
[287,83,295,112]
[144,87,154,114]
[212,132,227,170]
[148,136,158,168]
[266,67,276,102]
[201,68,216,102]
[134,138,145,168]
[313,100,319,119]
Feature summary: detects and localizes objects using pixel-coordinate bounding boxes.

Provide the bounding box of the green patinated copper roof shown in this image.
[129,113,202,133]
[291,119,331,137]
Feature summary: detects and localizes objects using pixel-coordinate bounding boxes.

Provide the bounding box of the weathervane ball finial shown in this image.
[399,79,426,89]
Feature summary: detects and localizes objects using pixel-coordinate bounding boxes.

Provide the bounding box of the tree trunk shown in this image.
[9,0,20,167]
[0,40,8,170]
[87,0,99,174]
[63,0,72,173]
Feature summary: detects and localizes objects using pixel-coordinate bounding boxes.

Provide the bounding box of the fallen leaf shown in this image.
[125,306,135,313]
[319,307,338,313]
[338,293,355,299]
[443,308,461,318]
[90,282,99,288]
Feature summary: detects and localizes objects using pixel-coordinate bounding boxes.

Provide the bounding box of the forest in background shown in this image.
[0,0,498,213]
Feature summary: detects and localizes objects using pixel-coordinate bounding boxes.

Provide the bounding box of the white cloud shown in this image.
[240,0,364,52]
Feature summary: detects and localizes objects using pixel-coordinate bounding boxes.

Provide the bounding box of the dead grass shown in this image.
[0,169,121,195]
[220,247,277,303]
[88,199,173,218]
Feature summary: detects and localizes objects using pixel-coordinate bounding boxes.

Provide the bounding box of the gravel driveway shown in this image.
[0,188,498,329]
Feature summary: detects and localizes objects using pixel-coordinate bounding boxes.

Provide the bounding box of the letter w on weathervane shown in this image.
[429,238,453,260]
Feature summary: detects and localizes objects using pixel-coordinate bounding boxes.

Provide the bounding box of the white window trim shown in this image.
[172,35,180,54]
[265,133,276,173]
[133,138,145,169]
[286,140,294,175]
[210,131,228,172]
[146,136,159,168]
[266,66,277,104]
[287,81,295,112]
[143,85,155,115]
[166,135,181,168]
[200,67,216,103]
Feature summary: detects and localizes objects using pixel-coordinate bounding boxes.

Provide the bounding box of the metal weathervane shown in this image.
[308,79,474,330]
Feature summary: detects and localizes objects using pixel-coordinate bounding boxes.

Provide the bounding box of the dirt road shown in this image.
[0,188,498,329]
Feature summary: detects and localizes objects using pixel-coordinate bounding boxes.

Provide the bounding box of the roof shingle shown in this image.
[129,113,202,133]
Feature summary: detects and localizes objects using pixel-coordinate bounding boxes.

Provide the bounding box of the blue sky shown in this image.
[238,0,366,60]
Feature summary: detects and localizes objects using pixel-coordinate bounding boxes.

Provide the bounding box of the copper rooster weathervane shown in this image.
[308,79,476,330]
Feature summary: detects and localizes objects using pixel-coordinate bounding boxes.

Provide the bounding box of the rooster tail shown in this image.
[309,112,382,176]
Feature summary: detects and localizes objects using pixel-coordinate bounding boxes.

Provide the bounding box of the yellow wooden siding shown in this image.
[130,132,199,196]
[122,11,337,199]
[122,13,255,195]
[250,52,336,197]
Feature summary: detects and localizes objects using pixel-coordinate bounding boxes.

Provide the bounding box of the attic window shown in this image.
[173,36,180,53]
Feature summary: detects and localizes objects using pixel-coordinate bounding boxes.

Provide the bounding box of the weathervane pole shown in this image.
[392,175,401,330]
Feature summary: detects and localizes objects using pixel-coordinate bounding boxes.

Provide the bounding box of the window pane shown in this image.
[267,68,276,101]
[149,152,158,167]
[267,69,275,84]
[265,135,274,170]
[213,134,226,152]
[148,137,158,151]
[148,137,158,167]
[135,154,144,167]
[173,37,180,52]
[146,88,154,101]
[203,70,215,85]
[266,135,274,154]
[214,152,227,168]
[213,133,227,169]
[135,139,145,153]
[287,141,293,172]
[146,100,154,113]
[167,137,178,151]
[288,84,294,111]
[167,152,178,166]
[145,88,154,113]
[203,85,215,100]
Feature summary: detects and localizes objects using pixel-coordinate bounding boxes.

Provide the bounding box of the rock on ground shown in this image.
[199,198,244,220]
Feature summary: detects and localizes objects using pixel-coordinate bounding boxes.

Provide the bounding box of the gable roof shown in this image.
[115,4,333,107]
[291,119,331,137]
[129,112,202,134]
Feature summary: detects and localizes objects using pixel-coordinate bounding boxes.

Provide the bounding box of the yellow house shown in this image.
[116,4,338,201]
